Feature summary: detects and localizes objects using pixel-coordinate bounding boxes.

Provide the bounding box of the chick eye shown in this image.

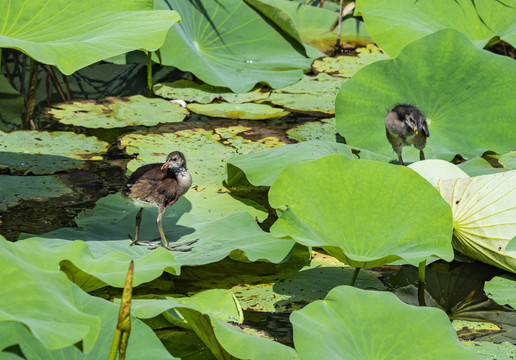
[173,157,178,161]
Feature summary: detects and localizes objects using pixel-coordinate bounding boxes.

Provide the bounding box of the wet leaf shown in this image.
[154,80,270,104]
[0,0,180,74]
[187,103,289,120]
[0,131,108,174]
[48,95,188,128]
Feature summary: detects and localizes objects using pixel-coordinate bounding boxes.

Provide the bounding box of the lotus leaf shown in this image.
[355,0,516,57]
[335,29,516,163]
[154,79,270,104]
[500,151,516,169]
[226,141,354,188]
[458,157,508,176]
[438,171,516,273]
[464,341,516,360]
[484,274,516,308]
[269,155,454,268]
[0,175,72,210]
[186,103,290,120]
[120,127,283,185]
[47,95,188,128]
[286,118,337,143]
[290,286,479,359]
[0,273,177,359]
[408,159,469,189]
[0,0,180,74]
[245,0,371,52]
[312,45,389,77]
[155,0,312,92]
[0,243,100,352]
[0,131,108,174]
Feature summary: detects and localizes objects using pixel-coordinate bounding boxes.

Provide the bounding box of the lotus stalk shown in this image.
[417,261,426,306]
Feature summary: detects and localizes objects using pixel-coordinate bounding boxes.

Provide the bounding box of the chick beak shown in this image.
[161,161,170,170]
[413,124,418,135]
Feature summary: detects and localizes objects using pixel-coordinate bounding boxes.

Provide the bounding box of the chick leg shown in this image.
[156,211,197,252]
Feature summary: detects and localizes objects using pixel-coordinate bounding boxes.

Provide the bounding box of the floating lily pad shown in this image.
[312,45,390,77]
[270,155,454,267]
[355,0,516,57]
[464,341,516,360]
[0,175,72,210]
[0,131,108,174]
[153,80,270,104]
[290,286,479,359]
[156,0,312,92]
[0,76,23,131]
[47,95,188,128]
[0,0,180,74]
[120,126,283,186]
[484,274,516,308]
[335,29,516,162]
[186,103,289,120]
[226,141,354,189]
[286,118,337,142]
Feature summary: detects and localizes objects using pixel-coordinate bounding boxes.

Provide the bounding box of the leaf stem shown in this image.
[147,51,153,98]
[417,261,426,306]
[350,267,361,286]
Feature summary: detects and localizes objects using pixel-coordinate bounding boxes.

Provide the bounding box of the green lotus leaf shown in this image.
[286,118,337,143]
[0,75,23,131]
[290,285,479,359]
[245,0,371,52]
[226,141,354,188]
[355,0,516,57]
[464,341,516,360]
[484,274,516,308]
[0,271,177,359]
[458,157,508,176]
[269,155,454,267]
[312,45,389,77]
[437,171,516,273]
[0,0,180,74]
[335,29,516,162]
[131,289,243,327]
[186,103,289,120]
[0,131,108,174]
[153,79,270,104]
[267,93,334,117]
[508,237,516,251]
[0,243,100,352]
[499,151,516,169]
[0,175,72,210]
[119,126,283,185]
[155,0,312,92]
[16,191,293,290]
[47,95,188,128]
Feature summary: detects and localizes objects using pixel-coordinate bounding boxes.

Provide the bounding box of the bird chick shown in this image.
[123,151,196,251]
[385,105,429,165]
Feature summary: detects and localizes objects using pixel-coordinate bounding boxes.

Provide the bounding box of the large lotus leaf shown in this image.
[154,80,270,104]
[312,45,390,77]
[245,0,371,52]
[226,141,355,188]
[269,155,454,267]
[335,29,516,163]
[0,243,100,352]
[290,285,479,360]
[0,75,23,131]
[484,274,516,308]
[0,0,180,74]
[438,171,516,273]
[131,289,243,326]
[408,159,469,189]
[155,0,312,92]
[0,284,177,359]
[186,103,290,120]
[0,175,72,210]
[458,157,509,177]
[0,131,108,174]
[47,95,188,128]
[16,204,294,290]
[119,126,283,185]
[355,0,516,57]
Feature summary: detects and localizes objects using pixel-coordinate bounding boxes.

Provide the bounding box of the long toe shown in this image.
[163,245,194,252]
[167,239,199,248]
